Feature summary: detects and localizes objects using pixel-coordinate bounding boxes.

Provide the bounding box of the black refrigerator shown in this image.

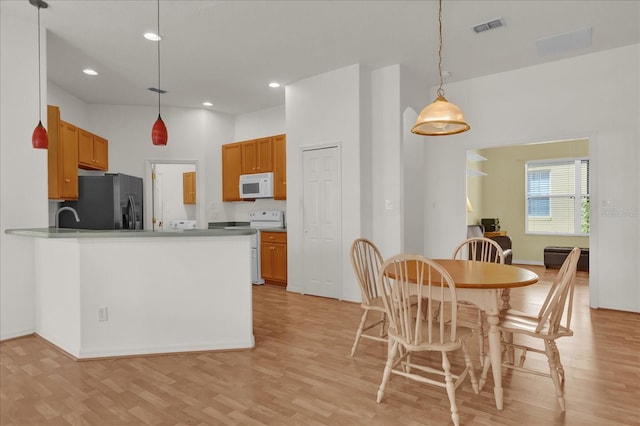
[59,173,143,230]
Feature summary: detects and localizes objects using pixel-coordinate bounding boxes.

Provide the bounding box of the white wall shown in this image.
[0,10,49,339]
[48,81,90,129]
[402,107,425,256]
[421,44,640,312]
[371,65,402,256]
[234,105,285,141]
[285,64,366,301]
[85,104,235,229]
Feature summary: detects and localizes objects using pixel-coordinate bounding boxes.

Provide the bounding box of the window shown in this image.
[526,158,589,235]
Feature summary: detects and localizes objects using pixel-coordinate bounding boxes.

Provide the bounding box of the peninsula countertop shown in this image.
[10,225,255,359]
[5,227,256,239]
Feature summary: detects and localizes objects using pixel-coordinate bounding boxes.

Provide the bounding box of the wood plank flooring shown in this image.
[1,266,639,425]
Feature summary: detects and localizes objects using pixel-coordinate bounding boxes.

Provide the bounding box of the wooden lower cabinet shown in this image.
[260,231,287,286]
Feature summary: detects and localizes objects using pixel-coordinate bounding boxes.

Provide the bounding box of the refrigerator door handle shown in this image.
[129,194,137,229]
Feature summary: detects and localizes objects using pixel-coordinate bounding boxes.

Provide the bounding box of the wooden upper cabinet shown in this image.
[222,134,285,202]
[92,135,109,169]
[48,105,78,200]
[78,129,108,170]
[49,117,79,200]
[183,171,196,204]
[222,142,243,201]
[241,137,273,174]
[272,134,286,200]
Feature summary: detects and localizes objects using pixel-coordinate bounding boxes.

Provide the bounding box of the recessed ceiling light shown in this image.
[144,32,162,41]
[268,82,281,88]
[82,68,98,76]
[202,102,213,107]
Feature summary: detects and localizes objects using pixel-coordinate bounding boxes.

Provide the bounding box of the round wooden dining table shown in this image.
[394,258,539,410]
[433,259,539,289]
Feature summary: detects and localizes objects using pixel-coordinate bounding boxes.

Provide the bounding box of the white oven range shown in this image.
[227,211,284,285]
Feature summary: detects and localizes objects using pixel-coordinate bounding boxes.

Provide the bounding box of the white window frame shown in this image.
[525,157,589,236]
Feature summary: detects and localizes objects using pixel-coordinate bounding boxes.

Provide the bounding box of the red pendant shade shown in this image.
[152,115,168,146]
[150,0,167,146]
[32,120,48,149]
[32,0,49,149]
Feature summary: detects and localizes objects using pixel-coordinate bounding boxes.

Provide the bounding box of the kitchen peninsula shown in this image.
[5,228,256,359]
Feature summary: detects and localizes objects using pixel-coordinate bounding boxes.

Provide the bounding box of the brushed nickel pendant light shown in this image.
[30,0,49,149]
[412,0,470,136]
[151,0,168,146]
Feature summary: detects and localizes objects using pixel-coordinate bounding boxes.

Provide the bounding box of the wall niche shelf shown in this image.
[466,150,487,176]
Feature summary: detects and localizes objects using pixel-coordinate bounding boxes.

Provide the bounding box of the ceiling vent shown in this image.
[536,27,592,56]
[148,87,167,94]
[472,18,505,34]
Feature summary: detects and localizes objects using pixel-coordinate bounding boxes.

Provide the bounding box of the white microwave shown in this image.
[240,172,274,199]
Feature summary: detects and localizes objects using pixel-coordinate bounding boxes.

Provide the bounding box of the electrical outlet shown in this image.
[98,307,109,322]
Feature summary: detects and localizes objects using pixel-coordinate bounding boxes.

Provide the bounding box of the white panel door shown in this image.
[302,146,341,299]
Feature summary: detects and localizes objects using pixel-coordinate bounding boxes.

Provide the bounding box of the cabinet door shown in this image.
[260,232,287,285]
[241,138,273,174]
[183,171,196,204]
[78,129,94,167]
[222,143,243,201]
[47,105,61,199]
[273,134,286,200]
[59,121,79,200]
[256,137,273,172]
[93,135,109,170]
[260,242,274,280]
[271,243,288,283]
[241,141,258,174]
[78,130,108,171]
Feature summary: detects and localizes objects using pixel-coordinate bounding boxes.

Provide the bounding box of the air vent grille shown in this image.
[473,18,505,33]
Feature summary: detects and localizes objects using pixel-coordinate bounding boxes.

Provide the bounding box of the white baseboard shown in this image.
[513,259,544,266]
[0,329,35,342]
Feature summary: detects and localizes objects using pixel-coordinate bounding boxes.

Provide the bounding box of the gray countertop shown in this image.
[5,227,256,239]
[260,228,287,233]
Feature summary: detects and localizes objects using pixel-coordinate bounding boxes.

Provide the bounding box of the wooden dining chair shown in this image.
[376,254,479,426]
[452,237,506,367]
[482,247,581,411]
[349,238,387,357]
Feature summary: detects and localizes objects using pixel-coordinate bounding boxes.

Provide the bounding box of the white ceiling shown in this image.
[3,0,639,115]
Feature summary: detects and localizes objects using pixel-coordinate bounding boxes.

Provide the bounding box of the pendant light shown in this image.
[30,0,49,149]
[412,0,470,136]
[151,0,168,146]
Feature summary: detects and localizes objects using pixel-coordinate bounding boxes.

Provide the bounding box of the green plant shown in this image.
[581,198,590,233]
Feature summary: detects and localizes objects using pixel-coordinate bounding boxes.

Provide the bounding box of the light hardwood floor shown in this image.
[1,266,639,425]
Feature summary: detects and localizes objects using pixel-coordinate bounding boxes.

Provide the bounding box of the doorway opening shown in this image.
[466,138,590,269]
[145,160,199,231]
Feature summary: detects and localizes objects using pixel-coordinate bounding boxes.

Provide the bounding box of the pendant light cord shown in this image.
[437,0,444,97]
[37,5,42,122]
[157,0,161,116]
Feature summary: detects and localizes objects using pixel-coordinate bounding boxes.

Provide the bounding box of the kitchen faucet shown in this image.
[55,206,80,228]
